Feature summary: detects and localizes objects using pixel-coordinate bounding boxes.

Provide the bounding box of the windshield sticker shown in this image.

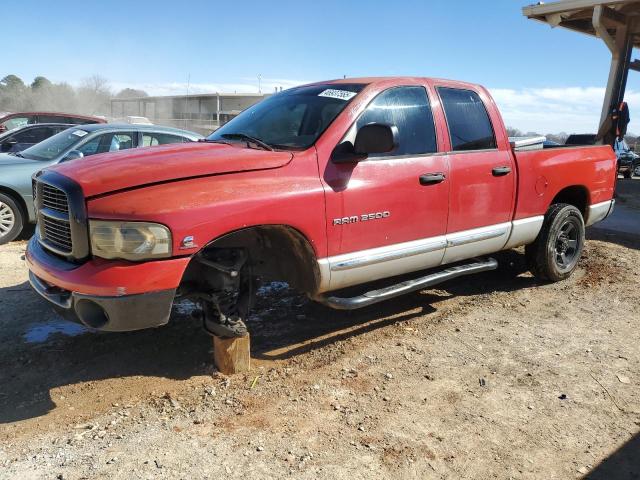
[318,89,357,101]
[72,130,88,137]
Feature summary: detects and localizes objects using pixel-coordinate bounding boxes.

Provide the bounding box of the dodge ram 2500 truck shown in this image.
[26,77,617,338]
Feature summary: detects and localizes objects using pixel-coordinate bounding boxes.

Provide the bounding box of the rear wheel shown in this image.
[622,169,632,179]
[0,193,23,245]
[525,203,585,282]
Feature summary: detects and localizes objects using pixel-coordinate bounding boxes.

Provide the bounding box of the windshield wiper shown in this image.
[11,152,25,158]
[220,133,274,151]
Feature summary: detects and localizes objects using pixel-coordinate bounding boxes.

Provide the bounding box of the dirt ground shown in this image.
[1,180,639,480]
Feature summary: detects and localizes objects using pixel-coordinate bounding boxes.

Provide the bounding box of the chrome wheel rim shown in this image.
[554,219,580,271]
[0,201,15,237]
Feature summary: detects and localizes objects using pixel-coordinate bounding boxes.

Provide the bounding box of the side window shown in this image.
[142,134,159,147]
[16,126,53,144]
[67,116,97,125]
[77,132,136,157]
[38,115,63,123]
[2,116,29,130]
[109,133,135,152]
[76,136,102,156]
[355,86,437,157]
[437,87,496,151]
[143,133,190,146]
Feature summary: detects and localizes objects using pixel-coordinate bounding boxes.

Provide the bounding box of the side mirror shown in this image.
[61,150,84,162]
[354,123,397,155]
[331,123,398,164]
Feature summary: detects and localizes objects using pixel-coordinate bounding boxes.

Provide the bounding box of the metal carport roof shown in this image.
[523,0,640,142]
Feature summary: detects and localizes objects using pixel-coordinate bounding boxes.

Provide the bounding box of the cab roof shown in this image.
[316,76,485,91]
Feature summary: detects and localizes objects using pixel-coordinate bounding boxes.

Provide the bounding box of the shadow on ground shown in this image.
[586,431,640,480]
[0,250,534,424]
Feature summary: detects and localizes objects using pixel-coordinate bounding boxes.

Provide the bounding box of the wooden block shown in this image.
[213,334,251,374]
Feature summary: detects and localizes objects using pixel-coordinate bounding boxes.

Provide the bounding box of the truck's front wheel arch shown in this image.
[180,225,321,296]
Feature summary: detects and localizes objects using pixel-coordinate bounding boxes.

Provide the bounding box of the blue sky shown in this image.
[6,0,640,133]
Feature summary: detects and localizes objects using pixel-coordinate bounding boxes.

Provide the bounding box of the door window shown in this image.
[142,132,191,146]
[2,116,29,130]
[38,115,64,123]
[437,87,496,151]
[16,126,54,144]
[355,86,437,157]
[65,116,100,125]
[109,133,135,151]
[77,132,135,157]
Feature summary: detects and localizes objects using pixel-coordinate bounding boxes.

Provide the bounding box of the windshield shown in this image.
[20,128,88,161]
[207,84,365,149]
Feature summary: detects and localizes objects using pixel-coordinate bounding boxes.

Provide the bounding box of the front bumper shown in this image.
[26,236,188,331]
[29,270,176,331]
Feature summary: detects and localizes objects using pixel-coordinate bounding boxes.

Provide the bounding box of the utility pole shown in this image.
[258,74,262,94]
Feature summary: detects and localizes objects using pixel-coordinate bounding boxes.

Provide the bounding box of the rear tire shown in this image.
[0,193,24,245]
[525,203,585,282]
[622,170,632,179]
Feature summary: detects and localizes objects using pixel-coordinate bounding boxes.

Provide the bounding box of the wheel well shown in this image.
[0,186,28,220]
[182,225,320,294]
[550,186,589,217]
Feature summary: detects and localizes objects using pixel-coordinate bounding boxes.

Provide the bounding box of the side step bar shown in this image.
[314,257,498,310]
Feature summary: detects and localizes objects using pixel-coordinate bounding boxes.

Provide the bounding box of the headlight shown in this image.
[89,220,172,261]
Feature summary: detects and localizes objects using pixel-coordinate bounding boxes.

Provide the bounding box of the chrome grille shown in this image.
[41,216,73,252]
[39,183,73,254]
[41,184,69,213]
[35,172,89,261]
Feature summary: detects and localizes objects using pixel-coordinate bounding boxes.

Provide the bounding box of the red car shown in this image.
[0,111,105,133]
[26,77,616,338]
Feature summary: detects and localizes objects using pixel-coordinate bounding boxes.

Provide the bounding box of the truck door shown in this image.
[436,86,516,263]
[321,85,450,290]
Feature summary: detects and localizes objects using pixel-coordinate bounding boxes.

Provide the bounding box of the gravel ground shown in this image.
[0,180,639,480]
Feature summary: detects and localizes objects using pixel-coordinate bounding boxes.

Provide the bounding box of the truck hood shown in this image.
[49,142,294,197]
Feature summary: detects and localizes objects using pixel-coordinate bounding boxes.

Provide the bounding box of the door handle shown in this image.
[492,166,512,176]
[419,173,446,185]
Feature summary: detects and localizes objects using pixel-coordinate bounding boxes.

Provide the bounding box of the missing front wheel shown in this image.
[191,248,255,338]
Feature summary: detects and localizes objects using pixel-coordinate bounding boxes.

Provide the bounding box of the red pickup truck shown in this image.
[26,77,616,338]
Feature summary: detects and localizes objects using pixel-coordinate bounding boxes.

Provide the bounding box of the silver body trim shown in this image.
[446,223,510,247]
[317,215,549,294]
[327,236,447,291]
[585,200,615,226]
[331,237,447,271]
[442,223,511,264]
[504,216,544,249]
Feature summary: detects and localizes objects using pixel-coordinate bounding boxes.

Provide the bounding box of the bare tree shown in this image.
[506,127,523,137]
[116,88,148,98]
[77,75,112,115]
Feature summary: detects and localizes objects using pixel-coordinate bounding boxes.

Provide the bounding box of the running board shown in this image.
[314,257,498,310]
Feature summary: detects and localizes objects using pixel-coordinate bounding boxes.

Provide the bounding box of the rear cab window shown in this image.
[437,87,496,152]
